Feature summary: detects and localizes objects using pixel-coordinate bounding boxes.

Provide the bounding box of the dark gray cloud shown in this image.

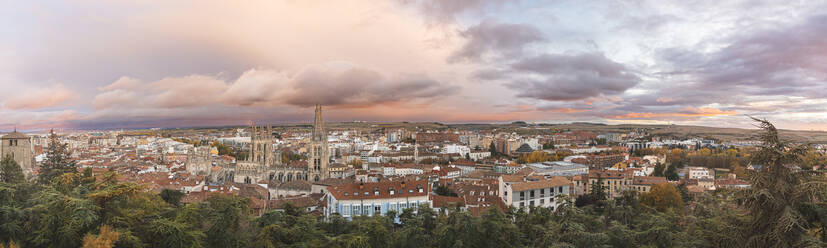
[506,53,640,101]
[450,20,545,62]
[659,14,827,96]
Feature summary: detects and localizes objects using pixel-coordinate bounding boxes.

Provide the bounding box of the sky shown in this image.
[2,0,827,131]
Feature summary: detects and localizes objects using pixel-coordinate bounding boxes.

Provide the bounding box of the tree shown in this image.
[38,130,76,185]
[639,183,684,212]
[489,141,498,157]
[348,159,363,168]
[738,118,827,247]
[589,175,607,202]
[81,225,119,248]
[434,185,457,197]
[203,194,251,248]
[160,189,185,206]
[0,156,24,184]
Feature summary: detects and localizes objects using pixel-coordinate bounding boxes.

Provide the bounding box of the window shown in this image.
[540,189,545,197]
[519,191,525,200]
[374,205,381,214]
[558,186,563,193]
[362,205,369,215]
[353,205,360,215]
[529,200,534,206]
[530,190,535,198]
[519,202,524,207]
[539,199,544,205]
[343,205,350,215]
[551,187,555,194]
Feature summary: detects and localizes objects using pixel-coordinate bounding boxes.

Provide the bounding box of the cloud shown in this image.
[609,107,737,120]
[3,84,77,110]
[659,14,827,96]
[402,0,508,23]
[283,63,459,107]
[93,75,228,109]
[92,62,458,111]
[449,20,545,62]
[506,53,641,101]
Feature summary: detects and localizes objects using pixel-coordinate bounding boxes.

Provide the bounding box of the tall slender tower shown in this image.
[308,104,329,181]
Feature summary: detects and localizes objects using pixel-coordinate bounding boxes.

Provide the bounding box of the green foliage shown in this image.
[38,131,77,185]
[434,185,457,197]
[160,189,185,206]
[737,118,827,247]
[0,156,24,184]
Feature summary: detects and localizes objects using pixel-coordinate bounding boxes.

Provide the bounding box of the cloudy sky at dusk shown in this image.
[2,0,827,131]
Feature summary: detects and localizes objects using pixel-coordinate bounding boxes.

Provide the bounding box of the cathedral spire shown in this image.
[312,104,325,141]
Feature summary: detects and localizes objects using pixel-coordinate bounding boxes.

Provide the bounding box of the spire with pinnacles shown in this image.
[312,104,325,142]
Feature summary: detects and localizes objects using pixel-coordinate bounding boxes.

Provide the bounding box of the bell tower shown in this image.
[308,104,329,181]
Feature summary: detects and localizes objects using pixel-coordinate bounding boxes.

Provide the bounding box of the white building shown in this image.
[468,151,491,161]
[382,164,424,177]
[324,180,431,220]
[526,161,588,177]
[687,167,714,179]
[441,144,471,157]
[568,146,612,154]
[499,175,571,212]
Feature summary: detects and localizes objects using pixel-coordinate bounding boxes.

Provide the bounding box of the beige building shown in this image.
[499,175,571,211]
[1,131,35,176]
[586,169,633,198]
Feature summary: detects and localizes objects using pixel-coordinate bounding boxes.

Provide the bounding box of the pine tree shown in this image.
[488,141,498,157]
[38,130,76,185]
[739,118,827,247]
[590,175,607,201]
[0,155,24,184]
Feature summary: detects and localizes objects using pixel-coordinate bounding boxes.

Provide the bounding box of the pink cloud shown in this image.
[3,84,77,110]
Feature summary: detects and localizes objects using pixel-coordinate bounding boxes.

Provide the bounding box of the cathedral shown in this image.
[233,104,330,184]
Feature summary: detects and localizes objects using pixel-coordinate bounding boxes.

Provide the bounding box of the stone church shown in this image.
[233,104,330,184]
[0,130,35,177]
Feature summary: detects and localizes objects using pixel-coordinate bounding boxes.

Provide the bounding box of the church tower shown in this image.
[248,123,276,166]
[308,104,329,181]
[1,130,34,176]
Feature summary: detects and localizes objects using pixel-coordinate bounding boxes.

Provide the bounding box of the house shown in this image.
[585,169,633,198]
[687,167,714,179]
[715,178,750,189]
[629,176,668,193]
[324,180,431,220]
[499,175,571,211]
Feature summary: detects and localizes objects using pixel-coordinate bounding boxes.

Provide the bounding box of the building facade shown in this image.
[324,180,431,220]
[0,131,34,176]
[499,175,571,212]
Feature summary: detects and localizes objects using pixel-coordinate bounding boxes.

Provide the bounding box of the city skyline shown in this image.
[2,0,827,131]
